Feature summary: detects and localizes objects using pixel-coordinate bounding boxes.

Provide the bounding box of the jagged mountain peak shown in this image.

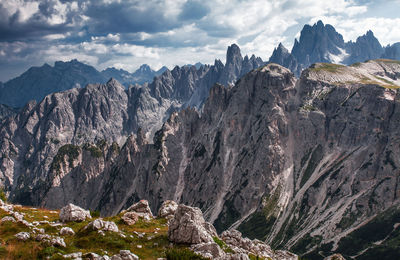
[226,43,243,65]
[138,64,152,72]
[291,20,346,67]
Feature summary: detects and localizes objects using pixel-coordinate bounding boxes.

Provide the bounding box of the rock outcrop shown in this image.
[168,204,216,244]
[59,204,91,222]
[158,200,178,219]
[168,203,297,260]
[125,200,153,221]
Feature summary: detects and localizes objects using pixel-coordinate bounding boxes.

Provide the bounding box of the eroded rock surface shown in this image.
[59,203,91,222]
[168,204,215,244]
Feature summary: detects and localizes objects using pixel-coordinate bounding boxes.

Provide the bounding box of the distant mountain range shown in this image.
[0,61,168,108]
[269,20,400,76]
[1,20,399,110]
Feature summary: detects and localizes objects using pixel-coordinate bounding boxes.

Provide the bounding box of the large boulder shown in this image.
[125,200,153,220]
[121,212,139,226]
[168,204,216,244]
[158,200,178,219]
[59,203,91,222]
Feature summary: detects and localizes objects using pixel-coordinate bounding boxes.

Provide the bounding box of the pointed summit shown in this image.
[346,29,383,64]
[226,43,243,66]
[291,20,345,66]
[269,43,300,76]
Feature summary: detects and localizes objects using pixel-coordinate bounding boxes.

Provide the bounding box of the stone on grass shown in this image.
[14,232,30,241]
[60,227,75,236]
[126,200,153,220]
[51,236,66,247]
[85,219,119,232]
[1,216,16,223]
[121,212,139,226]
[59,203,91,222]
[111,250,139,260]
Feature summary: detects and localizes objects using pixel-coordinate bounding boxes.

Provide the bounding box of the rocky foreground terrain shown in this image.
[1,59,400,259]
[0,197,304,260]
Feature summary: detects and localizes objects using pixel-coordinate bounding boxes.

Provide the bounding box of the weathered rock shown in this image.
[168,204,215,244]
[35,234,51,241]
[59,203,91,222]
[14,232,30,241]
[191,242,225,258]
[1,216,16,222]
[60,227,75,236]
[51,236,66,247]
[33,227,45,234]
[158,200,178,219]
[126,200,153,220]
[121,212,139,226]
[63,252,82,259]
[273,250,298,260]
[226,253,250,260]
[324,254,346,260]
[110,250,139,260]
[12,212,24,221]
[220,230,277,259]
[85,219,119,233]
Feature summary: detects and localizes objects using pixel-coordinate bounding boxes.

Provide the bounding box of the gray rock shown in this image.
[14,232,30,241]
[126,200,153,220]
[85,219,119,233]
[60,227,75,236]
[191,242,225,258]
[111,250,139,260]
[51,236,66,247]
[33,227,45,234]
[157,200,178,219]
[168,204,215,244]
[35,233,51,241]
[59,203,91,222]
[63,252,82,259]
[1,216,16,222]
[121,212,139,225]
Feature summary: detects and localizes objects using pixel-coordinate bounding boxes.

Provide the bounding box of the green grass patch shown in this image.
[50,144,80,172]
[83,143,103,158]
[310,63,346,73]
[213,236,234,253]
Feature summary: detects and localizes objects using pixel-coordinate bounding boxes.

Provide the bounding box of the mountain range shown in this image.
[1,21,400,260]
[0,61,167,108]
[269,20,399,76]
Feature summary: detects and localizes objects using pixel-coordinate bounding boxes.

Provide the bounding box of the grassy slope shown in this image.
[0,205,172,259]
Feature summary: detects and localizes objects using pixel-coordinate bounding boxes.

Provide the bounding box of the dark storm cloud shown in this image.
[0,1,80,41]
[178,0,210,21]
[83,1,178,34]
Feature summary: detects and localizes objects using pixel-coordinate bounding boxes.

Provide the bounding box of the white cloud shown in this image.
[1,0,39,22]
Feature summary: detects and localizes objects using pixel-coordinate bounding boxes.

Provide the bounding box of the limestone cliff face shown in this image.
[2,60,400,259]
[0,44,264,208]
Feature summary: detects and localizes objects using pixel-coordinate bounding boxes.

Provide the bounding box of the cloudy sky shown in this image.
[0,0,399,82]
